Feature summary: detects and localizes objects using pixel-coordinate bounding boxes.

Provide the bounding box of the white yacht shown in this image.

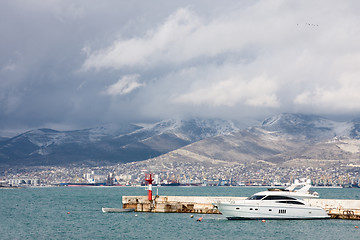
[214,184,330,220]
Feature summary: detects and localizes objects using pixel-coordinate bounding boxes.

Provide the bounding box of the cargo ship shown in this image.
[59,182,106,187]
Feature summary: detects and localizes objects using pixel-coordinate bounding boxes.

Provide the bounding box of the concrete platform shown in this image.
[122,195,360,219]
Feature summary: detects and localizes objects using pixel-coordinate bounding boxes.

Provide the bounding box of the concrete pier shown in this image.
[305,198,360,220]
[122,196,238,214]
[122,196,360,219]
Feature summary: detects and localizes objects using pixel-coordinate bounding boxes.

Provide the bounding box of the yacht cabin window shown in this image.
[247,195,265,200]
[276,200,305,205]
[262,195,297,201]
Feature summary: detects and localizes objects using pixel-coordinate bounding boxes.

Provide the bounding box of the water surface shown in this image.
[1,187,359,239]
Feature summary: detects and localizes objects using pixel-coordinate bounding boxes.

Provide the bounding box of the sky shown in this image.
[1,0,360,136]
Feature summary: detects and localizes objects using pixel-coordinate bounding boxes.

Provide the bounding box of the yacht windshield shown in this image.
[247,195,265,200]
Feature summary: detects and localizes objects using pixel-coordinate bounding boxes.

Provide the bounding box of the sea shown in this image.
[1,186,359,240]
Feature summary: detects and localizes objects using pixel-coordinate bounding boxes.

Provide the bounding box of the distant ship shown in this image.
[342,183,360,188]
[163,182,181,186]
[158,182,181,186]
[59,182,106,187]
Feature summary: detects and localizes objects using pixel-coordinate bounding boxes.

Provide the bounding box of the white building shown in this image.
[8,178,40,186]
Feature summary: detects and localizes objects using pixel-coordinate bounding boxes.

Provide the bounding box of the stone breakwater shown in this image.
[122,196,360,219]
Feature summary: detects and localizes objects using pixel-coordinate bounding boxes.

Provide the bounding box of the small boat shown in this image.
[213,183,330,220]
[102,207,135,213]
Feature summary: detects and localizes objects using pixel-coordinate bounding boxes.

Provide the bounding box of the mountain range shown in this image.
[1,113,360,169]
[0,118,240,168]
[146,113,360,169]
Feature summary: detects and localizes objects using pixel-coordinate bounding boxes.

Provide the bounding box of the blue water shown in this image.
[1,187,359,239]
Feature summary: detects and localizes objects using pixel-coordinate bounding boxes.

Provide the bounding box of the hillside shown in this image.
[143,114,360,169]
[0,119,240,168]
[2,113,360,169]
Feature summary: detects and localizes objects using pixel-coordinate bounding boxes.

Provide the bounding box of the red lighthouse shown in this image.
[145,173,153,201]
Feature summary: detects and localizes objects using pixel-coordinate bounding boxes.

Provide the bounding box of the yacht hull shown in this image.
[216,202,330,220]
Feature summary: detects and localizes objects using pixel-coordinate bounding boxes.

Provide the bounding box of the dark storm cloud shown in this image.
[1,0,360,136]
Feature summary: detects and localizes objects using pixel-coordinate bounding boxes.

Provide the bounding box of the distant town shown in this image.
[2,114,360,189]
[1,162,359,188]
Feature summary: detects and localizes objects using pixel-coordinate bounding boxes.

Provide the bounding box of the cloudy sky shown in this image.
[1,0,360,135]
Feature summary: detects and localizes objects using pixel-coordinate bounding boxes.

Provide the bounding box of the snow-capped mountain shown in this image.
[349,118,360,139]
[143,114,360,169]
[0,118,240,167]
[2,114,360,169]
[261,113,352,141]
[140,118,240,142]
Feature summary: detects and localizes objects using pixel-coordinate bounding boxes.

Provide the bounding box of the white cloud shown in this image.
[80,2,320,70]
[82,8,203,70]
[82,0,360,118]
[81,4,288,71]
[2,0,360,131]
[174,72,279,108]
[103,75,144,96]
[295,72,360,112]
